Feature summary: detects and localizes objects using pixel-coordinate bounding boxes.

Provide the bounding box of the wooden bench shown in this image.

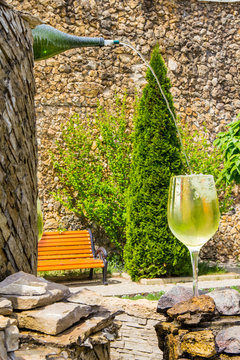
[37,229,108,285]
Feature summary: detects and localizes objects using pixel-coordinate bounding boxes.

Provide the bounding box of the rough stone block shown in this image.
[167,295,216,325]
[17,302,92,335]
[207,289,240,315]
[0,315,11,330]
[0,297,13,316]
[181,330,216,358]
[216,326,240,354]
[5,325,19,352]
[157,285,193,313]
[0,331,7,360]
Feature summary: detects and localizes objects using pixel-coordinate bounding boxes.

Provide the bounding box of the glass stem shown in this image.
[189,249,199,297]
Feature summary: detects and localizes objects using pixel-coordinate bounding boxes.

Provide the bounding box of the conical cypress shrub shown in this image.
[124,46,191,281]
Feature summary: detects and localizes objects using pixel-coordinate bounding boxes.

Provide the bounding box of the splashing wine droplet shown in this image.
[119,42,192,174]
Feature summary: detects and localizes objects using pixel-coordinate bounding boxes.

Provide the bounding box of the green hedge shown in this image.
[124,46,191,281]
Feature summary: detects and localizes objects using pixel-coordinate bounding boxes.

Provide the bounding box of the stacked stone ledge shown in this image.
[0,298,18,360]
[156,285,240,360]
[0,272,120,360]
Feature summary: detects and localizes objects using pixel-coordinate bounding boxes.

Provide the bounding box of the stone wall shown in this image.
[7,0,240,263]
[0,2,38,279]
[156,285,240,359]
[0,272,120,360]
[111,311,163,359]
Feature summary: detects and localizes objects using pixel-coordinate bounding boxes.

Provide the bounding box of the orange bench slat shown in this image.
[37,263,104,271]
[42,230,89,235]
[41,233,90,239]
[38,257,103,265]
[38,241,91,248]
[38,246,92,252]
[37,258,104,271]
[39,238,91,243]
[38,249,93,255]
[38,253,94,260]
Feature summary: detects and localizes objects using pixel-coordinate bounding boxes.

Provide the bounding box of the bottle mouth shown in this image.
[104,39,120,46]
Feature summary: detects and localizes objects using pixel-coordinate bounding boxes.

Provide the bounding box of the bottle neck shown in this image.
[32,24,105,61]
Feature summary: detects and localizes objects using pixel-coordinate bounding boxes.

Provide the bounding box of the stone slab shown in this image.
[15,345,68,360]
[0,272,48,296]
[16,302,92,335]
[68,289,164,321]
[19,310,119,346]
[2,278,70,310]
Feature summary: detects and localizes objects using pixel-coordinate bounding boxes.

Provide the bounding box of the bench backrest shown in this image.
[38,229,96,259]
[37,229,107,282]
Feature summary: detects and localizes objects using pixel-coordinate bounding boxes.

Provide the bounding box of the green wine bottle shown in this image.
[32,24,119,61]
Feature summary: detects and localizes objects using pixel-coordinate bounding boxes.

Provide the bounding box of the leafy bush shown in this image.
[51,96,134,254]
[180,122,234,213]
[121,291,165,301]
[214,114,240,185]
[37,198,43,241]
[124,46,191,281]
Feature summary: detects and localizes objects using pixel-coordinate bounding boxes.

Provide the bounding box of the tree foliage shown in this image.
[214,114,240,186]
[51,97,133,253]
[124,46,191,281]
[180,122,234,213]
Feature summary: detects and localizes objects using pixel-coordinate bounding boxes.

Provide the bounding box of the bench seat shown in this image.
[37,229,108,284]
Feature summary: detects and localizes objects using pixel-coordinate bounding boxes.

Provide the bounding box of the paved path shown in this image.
[67,273,240,297]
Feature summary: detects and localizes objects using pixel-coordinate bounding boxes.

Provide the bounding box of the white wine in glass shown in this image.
[167,174,220,296]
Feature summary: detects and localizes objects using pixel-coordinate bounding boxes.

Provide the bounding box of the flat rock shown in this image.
[15,345,69,360]
[0,297,13,315]
[216,326,240,354]
[19,310,119,347]
[207,289,240,315]
[167,295,216,325]
[68,289,164,321]
[2,277,70,310]
[0,272,48,296]
[16,302,92,335]
[68,288,104,306]
[157,286,193,313]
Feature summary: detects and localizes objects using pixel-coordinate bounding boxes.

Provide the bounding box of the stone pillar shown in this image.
[0,2,38,279]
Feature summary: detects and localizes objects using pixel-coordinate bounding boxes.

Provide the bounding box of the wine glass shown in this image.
[167,174,220,296]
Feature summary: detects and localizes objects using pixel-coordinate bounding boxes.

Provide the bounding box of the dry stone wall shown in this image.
[7,0,240,264]
[0,3,38,279]
[156,286,240,360]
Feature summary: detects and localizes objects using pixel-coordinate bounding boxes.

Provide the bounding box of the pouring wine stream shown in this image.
[119,42,192,174]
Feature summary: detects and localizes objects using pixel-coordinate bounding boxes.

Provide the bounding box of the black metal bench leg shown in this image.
[103,260,108,285]
[89,268,93,280]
